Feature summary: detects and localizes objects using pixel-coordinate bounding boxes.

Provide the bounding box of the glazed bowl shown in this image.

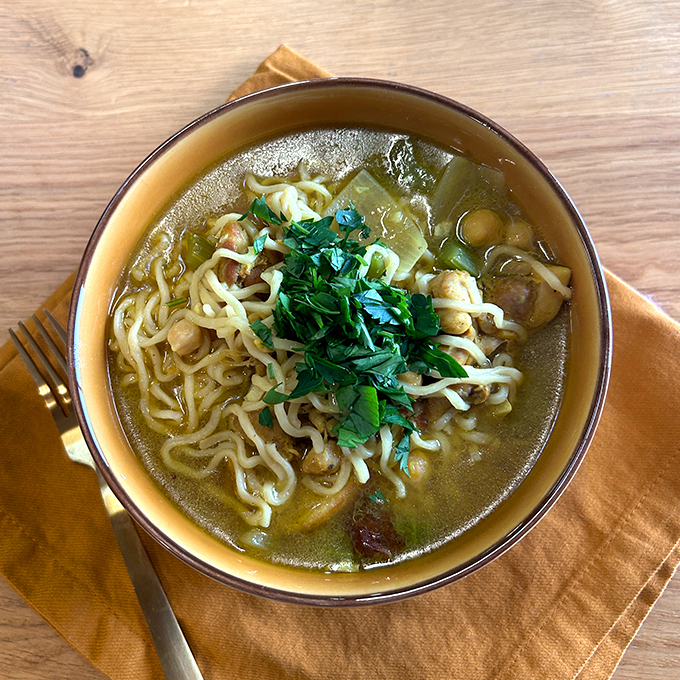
[68,78,611,605]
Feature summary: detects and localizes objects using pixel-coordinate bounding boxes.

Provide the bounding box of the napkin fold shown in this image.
[1,44,679,680]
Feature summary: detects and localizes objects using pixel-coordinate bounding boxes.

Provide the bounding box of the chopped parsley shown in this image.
[252,234,267,254]
[240,195,285,226]
[250,319,274,349]
[245,197,466,459]
[258,406,274,428]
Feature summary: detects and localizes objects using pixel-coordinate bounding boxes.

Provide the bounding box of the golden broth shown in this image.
[108,127,569,572]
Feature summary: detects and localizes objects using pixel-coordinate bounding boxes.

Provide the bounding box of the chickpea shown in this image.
[500,258,532,277]
[302,441,341,475]
[461,209,504,247]
[438,308,472,335]
[504,218,536,250]
[167,319,203,356]
[429,269,474,335]
[444,344,472,366]
[407,452,430,484]
[291,481,359,532]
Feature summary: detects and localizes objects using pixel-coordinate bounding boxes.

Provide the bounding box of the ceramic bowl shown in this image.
[68,78,611,605]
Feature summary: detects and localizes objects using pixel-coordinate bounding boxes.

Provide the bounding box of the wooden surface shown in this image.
[1,0,679,677]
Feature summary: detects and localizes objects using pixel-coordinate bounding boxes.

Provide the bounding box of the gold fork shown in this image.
[10,310,205,680]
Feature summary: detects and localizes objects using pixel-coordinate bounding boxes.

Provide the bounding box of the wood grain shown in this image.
[1,0,679,677]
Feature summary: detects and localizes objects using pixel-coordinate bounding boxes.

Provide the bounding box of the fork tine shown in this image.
[33,313,68,374]
[16,321,72,410]
[44,309,68,346]
[9,327,65,418]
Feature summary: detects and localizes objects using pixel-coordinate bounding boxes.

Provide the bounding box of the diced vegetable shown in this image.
[323,169,428,273]
[431,156,508,225]
[437,238,480,277]
[182,231,215,270]
[367,251,386,279]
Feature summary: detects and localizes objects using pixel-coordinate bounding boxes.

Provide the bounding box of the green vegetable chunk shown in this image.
[367,252,386,279]
[437,238,480,277]
[182,232,216,270]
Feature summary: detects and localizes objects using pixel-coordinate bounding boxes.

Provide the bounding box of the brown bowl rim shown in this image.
[68,77,612,606]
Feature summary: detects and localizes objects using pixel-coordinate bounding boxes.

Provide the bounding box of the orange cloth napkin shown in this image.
[1,44,680,680]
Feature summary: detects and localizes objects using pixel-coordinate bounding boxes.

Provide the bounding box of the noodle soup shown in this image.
[108,128,571,572]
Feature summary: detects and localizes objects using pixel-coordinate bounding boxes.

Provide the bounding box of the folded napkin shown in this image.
[2,44,679,680]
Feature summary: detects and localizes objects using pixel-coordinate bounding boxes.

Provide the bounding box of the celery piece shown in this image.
[367,251,386,279]
[324,169,427,273]
[437,238,480,277]
[431,156,508,225]
[182,232,215,270]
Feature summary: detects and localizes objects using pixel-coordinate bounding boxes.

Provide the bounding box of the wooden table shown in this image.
[1,1,679,677]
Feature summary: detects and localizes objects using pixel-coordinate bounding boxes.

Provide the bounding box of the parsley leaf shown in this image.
[263,388,290,405]
[334,205,364,230]
[418,343,468,378]
[394,432,412,475]
[354,289,400,325]
[410,293,441,337]
[252,234,267,254]
[258,407,274,428]
[333,385,381,447]
[250,319,274,349]
[239,195,284,225]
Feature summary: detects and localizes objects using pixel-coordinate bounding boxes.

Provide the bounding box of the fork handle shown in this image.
[95,469,205,680]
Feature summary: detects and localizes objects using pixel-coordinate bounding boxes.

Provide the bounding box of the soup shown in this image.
[108,128,571,572]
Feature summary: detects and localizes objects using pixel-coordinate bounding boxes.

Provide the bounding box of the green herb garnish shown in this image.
[369,491,387,504]
[437,238,479,277]
[165,297,188,308]
[182,232,216,270]
[253,234,267,254]
[393,432,411,475]
[258,406,274,428]
[250,319,274,349]
[239,195,284,226]
[244,199,466,462]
